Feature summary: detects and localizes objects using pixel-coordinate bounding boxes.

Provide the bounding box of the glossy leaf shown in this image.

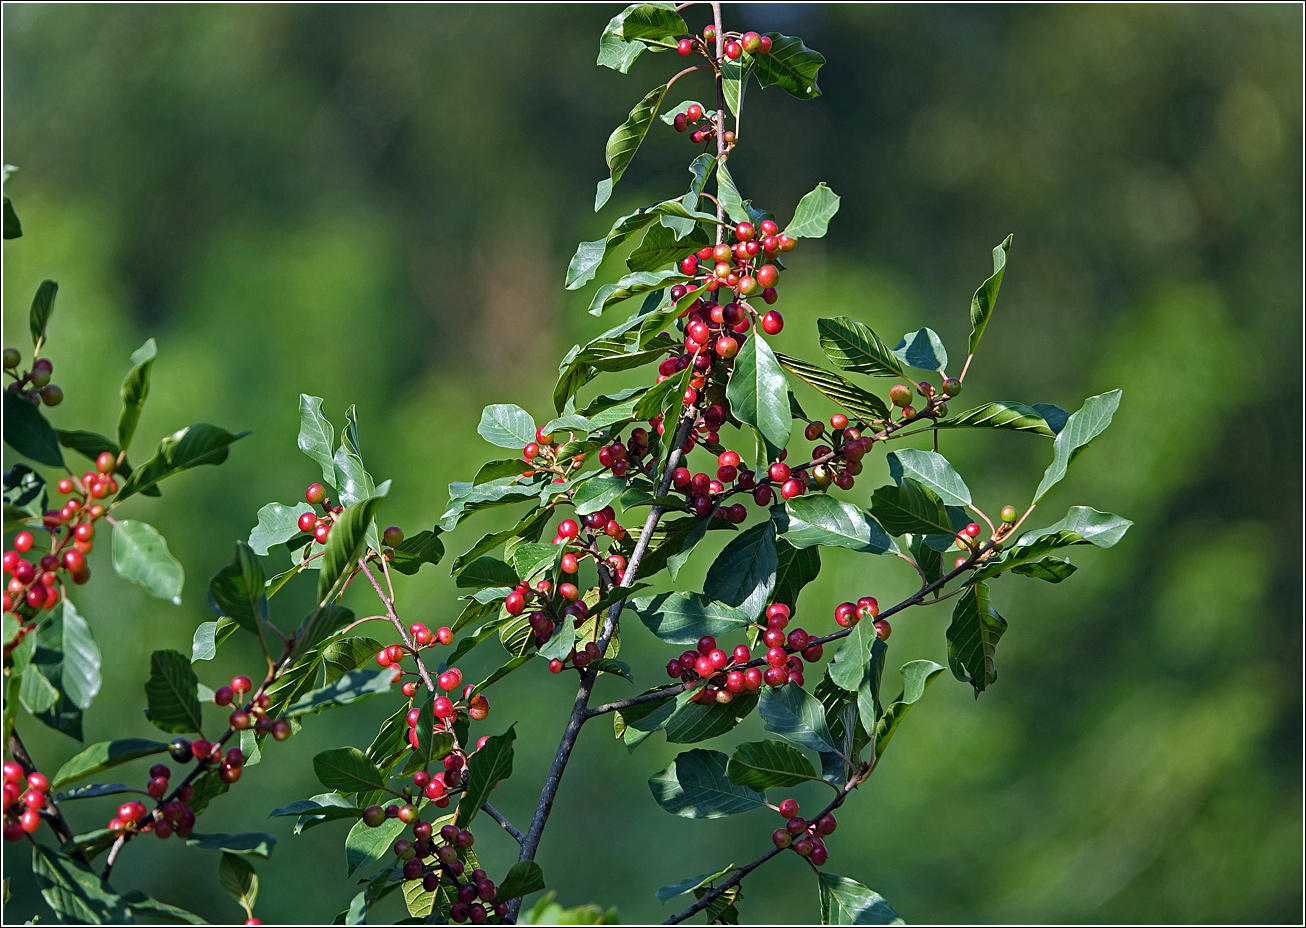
[817,872,903,925]
[31,845,131,923]
[52,738,169,790]
[1016,506,1133,549]
[635,592,753,644]
[627,222,710,272]
[29,279,58,350]
[869,479,952,537]
[780,496,894,554]
[3,391,63,466]
[785,182,840,238]
[587,269,688,316]
[313,747,387,794]
[477,404,537,448]
[3,463,46,523]
[753,32,826,99]
[665,692,757,744]
[886,449,972,507]
[185,832,277,859]
[111,519,184,604]
[818,316,907,378]
[568,199,718,290]
[772,538,821,610]
[1032,403,1070,434]
[344,815,405,877]
[115,423,250,501]
[21,599,101,740]
[297,394,337,488]
[704,520,777,620]
[55,430,158,496]
[728,740,820,791]
[597,81,669,212]
[496,860,547,903]
[656,866,735,903]
[617,2,686,43]
[317,489,387,603]
[891,328,947,372]
[209,541,266,634]
[597,2,680,74]
[144,649,202,734]
[53,783,138,802]
[967,235,1012,355]
[574,474,628,515]
[1033,389,1123,502]
[775,353,890,421]
[648,749,767,818]
[726,332,791,459]
[286,668,393,718]
[934,400,1056,437]
[456,725,516,827]
[389,529,444,576]
[247,502,313,556]
[758,684,837,754]
[945,583,1007,695]
[827,616,879,692]
[116,338,157,452]
[1011,557,1077,582]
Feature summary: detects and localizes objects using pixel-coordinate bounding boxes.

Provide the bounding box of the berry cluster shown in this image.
[2,763,49,841]
[675,220,794,306]
[214,674,293,742]
[678,26,773,62]
[671,101,735,148]
[360,790,509,921]
[296,482,342,545]
[770,798,837,867]
[833,596,888,638]
[3,347,63,408]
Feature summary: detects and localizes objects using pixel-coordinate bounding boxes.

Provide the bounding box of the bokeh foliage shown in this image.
[2,3,1300,924]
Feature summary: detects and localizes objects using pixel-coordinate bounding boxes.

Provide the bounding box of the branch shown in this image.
[480,803,523,844]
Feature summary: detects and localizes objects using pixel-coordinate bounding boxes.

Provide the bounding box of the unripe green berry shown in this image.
[942,377,963,396]
[1000,505,1018,523]
[889,384,912,407]
[2,348,19,369]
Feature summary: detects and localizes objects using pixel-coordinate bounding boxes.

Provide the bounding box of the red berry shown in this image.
[874,619,892,640]
[95,451,116,474]
[761,311,784,335]
[306,483,327,504]
[677,37,693,55]
[13,532,32,553]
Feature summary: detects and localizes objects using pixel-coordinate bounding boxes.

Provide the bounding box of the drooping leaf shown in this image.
[885,449,972,507]
[184,832,277,859]
[456,725,516,828]
[758,684,837,754]
[209,541,267,635]
[818,316,906,379]
[344,815,406,877]
[111,520,184,604]
[975,507,1132,582]
[752,33,826,99]
[627,222,710,272]
[597,2,682,74]
[21,599,101,740]
[703,521,777,620]
[28,279,58,351]
[785,182,840,238]
[115,424,250,501]
[51,739,170,790]
[827,616,879,692]
[286,668,393,718]
[389,529,444,575]
[727,740,821,791]
[1032,389,1123,502]
[219,852,259,918]
[891,328,948,373]
[772,538,821,611]
[775,353,890,421]
[598,81,669,210]
[779,496,894,554]
[817,872,903,925]
[648,749,767,818]
[587,269,689,316]
[726,332,791,459]
[496,860,547,903]
[967,235,1013,356]
[31,845,132,923]
[665,692,758,744]
[144,649,203,734]
[116,338,157,452]
[3,391,64,466]
[945,583,1007,695]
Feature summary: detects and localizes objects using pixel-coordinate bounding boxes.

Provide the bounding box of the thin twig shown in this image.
[480,803,523,844]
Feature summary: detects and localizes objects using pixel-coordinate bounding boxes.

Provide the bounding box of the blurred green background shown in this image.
[3,3,1301,924]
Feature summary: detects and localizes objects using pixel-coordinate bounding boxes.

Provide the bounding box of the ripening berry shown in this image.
[673,111,688,132]
[214,685,235,707]
[773,828,793,849]
[1,348,18,369]
[942,377,963,396]
[1000,505,1018,523]
[306,483,327,504]
[504,591,526,616]
[874,619,892,640]
[755,264,778,288]
[889,384,912,407]
[382,526,405,547]
[834,602,858,627]
[778,797,800,818]
[96,451,116,475]
[963,523,982,538]
[780,478,804,500]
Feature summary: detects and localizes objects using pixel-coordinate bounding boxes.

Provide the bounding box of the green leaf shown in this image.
[587,269,688,316]
[874,660,945,757]
[297,394,337,488]
[4,463,47,522]
[975,507,1131,582]
[496,860,547,904]
[456,556,519,589]
[267,794,365,831]
[53,783,138,802]
[441,477,540,531]
[477,404,537,448]
[31,845,132,923]
[869,479,952,537]
[209,541,267,636]
[1011,557,1077,582]
[775,353,890,422]
[664,153,717,238]
[286,668,393,718]
[599,82,669,209]
[785,182,840,238]
[3,193,21,239]
[827,616,878,692]
[780,496,894,554]
[111,520,184,604]
[726,332,791,459]
[313,747,387,795]
[145,649,203,734]
[753,33,826,99]
[716,163,752,226]
[121,890,208,924]
[1032,389,1123,502]
[772,538,821,610]
[456,725,516,828]
[115,423,249,501]
[344,815,406,877]
[648,749,767,818]
[934,400,1057,437]
[389,529,444,576]
[3,391,64,466]
[703,520,777,619]
[52,738,169,790]
[945,583,1007,695]
[627,222,710,272]
[219,852,259,918]
[665,692,757,744]
[758,684,837,754]
[21,599,101,740]
[29,279,58,350]
[891,328,947,372]
[597,2,681,73]
[656,866,735,903]
[817,872,903,925]
[727,740,820,791]
[116,338,157,452]
[573,474,627,516]
[635,592,753,645]
[248,501,314,555]
[967,235,1012,356]
[567,199,718,290]
[886,448,972,507]
[617,2,686,42]
[1032,403,1070,434]
[185,832,277,859]
[191,619,237,665]
[817,316,907,378]
[317,489,388,604]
